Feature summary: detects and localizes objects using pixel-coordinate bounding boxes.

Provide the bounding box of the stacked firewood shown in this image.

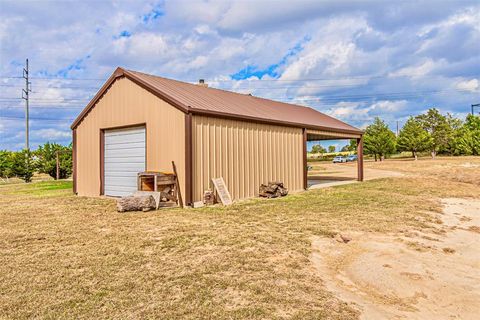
[259,181,288,198]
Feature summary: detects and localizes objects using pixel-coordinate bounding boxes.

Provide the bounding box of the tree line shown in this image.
[364,108,480,161]
[0,143,72,182]
[1,108,479,182]
[311,144,340,154]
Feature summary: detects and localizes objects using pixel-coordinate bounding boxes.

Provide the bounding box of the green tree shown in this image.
[364,117,396,161]
[34,142,72,179]
[0,150,15,180]
[4,150,34,182]
[453,114,480,155]
[328,145,336,153]
[341,139,357,152]
[397,117,432,160]
[416,108,454,158]
[445,114,463,154]
[310,144,326,154]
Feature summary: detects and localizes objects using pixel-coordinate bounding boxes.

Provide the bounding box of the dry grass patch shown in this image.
[1,159,479,319]
[365,156,480,186]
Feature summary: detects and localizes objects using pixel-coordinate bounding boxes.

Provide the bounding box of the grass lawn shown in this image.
[1,157,479,319]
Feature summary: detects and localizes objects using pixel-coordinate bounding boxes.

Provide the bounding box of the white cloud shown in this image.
[419,6,480,34]
[324,100,407,129]
[106,12,137,33]
[389,59,438,78]
[456,78,479,92]
[369,100,407,113]
[187,55,209,70]
[32,129,71,140]
[113,33,168,58]
[326,102,369,120]
[280,16,369,81]
[194,24,216,35]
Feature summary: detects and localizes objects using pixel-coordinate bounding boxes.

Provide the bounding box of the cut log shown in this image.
[117,195,156,212]
[132,191,161,209]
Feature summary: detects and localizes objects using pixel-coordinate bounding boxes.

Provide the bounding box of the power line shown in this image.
[220,83,370,90]
[1,105,83,110]
[0,115,74,122]
[0,98,90,102]
[258,90,472,102]
[0,88,471,103]
[0,72,466,83]
[0,76,104,81]
[206,74,454,82]
[0,84,101,90]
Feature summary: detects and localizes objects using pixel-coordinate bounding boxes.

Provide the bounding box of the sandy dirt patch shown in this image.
[311,198,480,319]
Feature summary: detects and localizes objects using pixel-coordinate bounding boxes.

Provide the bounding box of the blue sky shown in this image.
[1,0,479,151]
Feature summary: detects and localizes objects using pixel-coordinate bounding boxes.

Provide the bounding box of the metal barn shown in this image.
[71,68,364,206]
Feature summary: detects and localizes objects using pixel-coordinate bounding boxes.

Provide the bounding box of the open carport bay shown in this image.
[308,161,402,189]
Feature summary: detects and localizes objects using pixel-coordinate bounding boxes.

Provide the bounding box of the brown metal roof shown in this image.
[71,67,362,134]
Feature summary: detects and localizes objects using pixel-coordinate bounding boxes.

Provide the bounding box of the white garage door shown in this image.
[104,126,146,197]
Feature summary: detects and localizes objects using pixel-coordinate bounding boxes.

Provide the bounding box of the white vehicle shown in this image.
[333,156,347,163]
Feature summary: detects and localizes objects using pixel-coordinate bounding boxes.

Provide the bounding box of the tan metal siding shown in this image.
[75,77,185,197]
[192,116,303,202]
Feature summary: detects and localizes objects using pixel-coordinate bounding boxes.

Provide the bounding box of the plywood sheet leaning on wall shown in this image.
[212,177,232,205]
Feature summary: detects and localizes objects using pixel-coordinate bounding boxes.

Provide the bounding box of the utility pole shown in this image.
[22,59,31,151]
[472,103,480,115]
[396,120,399,137]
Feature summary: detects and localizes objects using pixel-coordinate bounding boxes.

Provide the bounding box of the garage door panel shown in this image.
[105,142,145,150]
[105,186,137,192]
[104,148,145,158]
[105,127,145,136]
[105,162,145,171]
[105,176,137,186]
[105,133,145,145]
[104,187,136,197]
[104,126,145,197]
[103,156,145,164]
[104,171,141,177]
[105,170,143,176]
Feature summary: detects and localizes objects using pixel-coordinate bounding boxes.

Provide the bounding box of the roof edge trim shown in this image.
[189,107,363,135]
[70,67,191,130]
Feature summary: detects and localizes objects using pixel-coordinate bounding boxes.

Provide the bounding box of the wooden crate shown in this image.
[137,171,178,206]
